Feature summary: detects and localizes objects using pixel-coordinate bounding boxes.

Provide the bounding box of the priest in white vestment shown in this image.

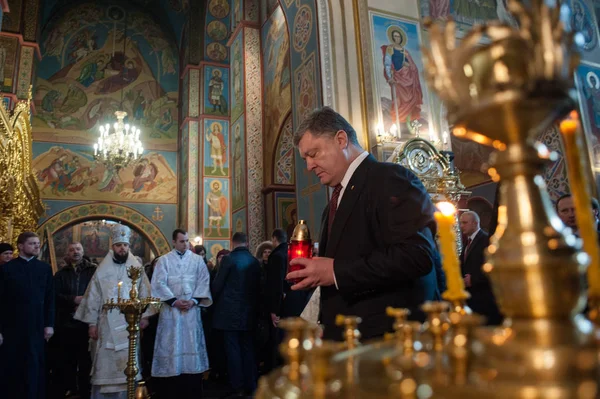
[150,229,212,398]
[74,224,153,399]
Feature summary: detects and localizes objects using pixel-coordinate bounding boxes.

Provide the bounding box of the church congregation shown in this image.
[1,0,600,398]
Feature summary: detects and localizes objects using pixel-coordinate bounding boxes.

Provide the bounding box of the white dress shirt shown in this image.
[336,151,370,206]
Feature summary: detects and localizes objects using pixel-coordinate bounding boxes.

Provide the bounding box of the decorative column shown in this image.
[228,5,264,252]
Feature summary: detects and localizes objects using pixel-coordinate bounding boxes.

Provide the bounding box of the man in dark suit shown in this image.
[287,107,442,341]
[459,211,502,325]
[212,232,261,396]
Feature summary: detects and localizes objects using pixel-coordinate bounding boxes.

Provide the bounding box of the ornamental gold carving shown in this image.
[0,87,44,246]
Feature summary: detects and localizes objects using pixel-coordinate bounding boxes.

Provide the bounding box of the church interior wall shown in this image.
[5,0,600,263]
[271,0,327,241]
[21,0,186,262]
[321,0,600,206]
[260,3,297,239]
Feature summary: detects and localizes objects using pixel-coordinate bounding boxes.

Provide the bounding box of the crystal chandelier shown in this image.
[93,110,143,171]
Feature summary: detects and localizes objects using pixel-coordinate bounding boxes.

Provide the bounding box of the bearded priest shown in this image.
[75,224,153,399]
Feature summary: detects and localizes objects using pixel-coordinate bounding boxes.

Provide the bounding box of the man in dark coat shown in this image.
[0,231,55,399]
[459,211,502,325]
[287,107,441,341]
[53,242,96,399]
[211,232,261,396]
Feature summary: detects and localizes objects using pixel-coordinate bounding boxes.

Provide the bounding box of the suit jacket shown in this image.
[211,247,261,331]
[319,155,441,341]
[460,230,502,325]
[54,259,97,330]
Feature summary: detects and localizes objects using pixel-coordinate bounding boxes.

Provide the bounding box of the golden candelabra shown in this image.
[257,0,600,398]
[103,266,161,399]
[395,138,470,251]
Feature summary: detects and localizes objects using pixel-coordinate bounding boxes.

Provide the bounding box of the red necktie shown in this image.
[463,237,472,261]
[328,184,343,238]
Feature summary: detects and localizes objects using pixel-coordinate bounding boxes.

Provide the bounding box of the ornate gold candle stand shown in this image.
[418,0,598,396]
[255,318,314,398]
[103,266,161,399]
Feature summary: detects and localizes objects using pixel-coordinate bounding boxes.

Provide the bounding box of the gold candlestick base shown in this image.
[102,266,161,399]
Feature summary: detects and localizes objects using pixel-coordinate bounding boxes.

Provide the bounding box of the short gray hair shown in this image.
[461,211,480,226]
[293,106,360,146]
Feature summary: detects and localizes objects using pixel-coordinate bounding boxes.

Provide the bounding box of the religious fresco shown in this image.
[204,119,229,177]
[0,35,19,92]
[203,178,230,239]
[369,11,432,139]
[231,115,247,211]
[232,208,248,234]
[569,0,600,64]
[34,2,179,151]
[41,0,188,45]
[52,226,74,266]
[450,135,495,188]
[274,115,295,185]
[262,5,292,167]
[576,63,600,169]
[231,32,244,123]
[52,221,148,267]
[38,201,175,255]
[274,192,297,239]
[32,142,178,204]
[205,0,230,63]
[420,0,515,28]
[80,223,111,258]
[204,66,229,116]
[204,239,230,264]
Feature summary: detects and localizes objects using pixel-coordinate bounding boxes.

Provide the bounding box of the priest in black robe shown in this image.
[0,231,55,399]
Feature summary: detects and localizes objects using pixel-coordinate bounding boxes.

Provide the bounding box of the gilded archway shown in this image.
[37,202,171,256]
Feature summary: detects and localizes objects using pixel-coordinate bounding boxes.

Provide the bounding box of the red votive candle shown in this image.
[287,220,312,284]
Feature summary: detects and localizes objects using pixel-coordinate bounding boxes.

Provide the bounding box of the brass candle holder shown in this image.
[102,266,161,399]
[420,0,598,396]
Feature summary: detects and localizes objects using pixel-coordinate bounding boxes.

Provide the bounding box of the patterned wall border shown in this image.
[37,202,171,255]
[16,45,34,99]
[189,68,200,118]
[188,120,200,234]
[244,26,265,249]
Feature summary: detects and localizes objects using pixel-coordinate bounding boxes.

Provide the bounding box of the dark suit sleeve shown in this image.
[54,271,76,309]
[467,234,491,289]
[211,255,232,300]
[0,264,5,335]
[334,165,438,294]
[266,251,286,315]
[45,264,55,328]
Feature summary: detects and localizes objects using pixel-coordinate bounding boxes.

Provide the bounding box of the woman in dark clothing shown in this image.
[254,241,274,375]
[205,249,230,383]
